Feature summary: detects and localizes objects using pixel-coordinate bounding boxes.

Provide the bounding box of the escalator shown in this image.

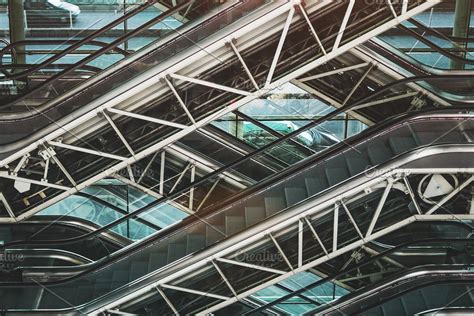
[0,0,250,104]
[0,0,439,221]
[0,216,130,260]
[0,109,471,313]
[0,216,131,283]
[292,42,474,128]
[132,233,474,315]
[317,266,474,315]
[233,221,474,315]
[0,0,274,148]
[362,37,474,101]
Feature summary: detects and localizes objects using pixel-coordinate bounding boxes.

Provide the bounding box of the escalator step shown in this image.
[418,282,445,308]
[206,225,226,246]
[93,277,111,297]
[305,177,328,196]
[167,243,187,263]
[368,144,393,165]
[366,305,384,316]
[381,297,406,315]
[74,286,93,306]
[148,252,168,272]
[416,130,464,144]
[388,136,417,155]
[112,270,129,284]
[130,261,148,281]
[325,167,350,186]
[244,206,266,227]
[346,156,371,176]
[186,234,206,253]
[402,289,427,314]
[225,216,246,236]
[264,196,286,216]
[284,187,308,207]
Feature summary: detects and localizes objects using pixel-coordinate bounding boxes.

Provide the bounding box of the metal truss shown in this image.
[290,47,447,126]
[0,0,440,221]
[115,142,250,215]
[350,43,452,106]
[90,145,474,314]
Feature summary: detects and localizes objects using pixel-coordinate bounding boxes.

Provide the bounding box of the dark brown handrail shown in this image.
[1,1,155,81]
[2,0,194,109]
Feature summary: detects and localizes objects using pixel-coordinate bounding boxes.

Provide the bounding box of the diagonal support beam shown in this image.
[138,151,158,184]
[342,63,375,106]
[47,148,77,187]
[269,233,294,272]
[160,284,230,300]
[229,40,259,91]
[304,216,329,256]
[170,73,252,96]
[340,200,363,239]
[102,111,135,157]
[366,180,394,237]
[107,108,188,129]
[48,141,127,161]
[156,286,179,315]
[0,171,70,190]
[403,176,422,215]
[12,154,30,176]
[299,3,326,55]
[298,62,369,82]
[426,175,474,215]
[216,257,286,275]
[402,0,408,14]
[265,6,295,87]
[333,0,355,51]
[212,260,238,297]
[164,77,196,124]
[387,0,398,19]
[0,193,16,222]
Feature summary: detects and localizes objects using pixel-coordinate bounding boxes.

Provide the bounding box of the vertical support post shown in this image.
[8,0,26,79]
[451,0,472,69]
[229,114,244,139]
[159,151,165,195]
[189,164,196,211]
[470,185,474,214]
[298,219,303,268]
[333,203,339,252]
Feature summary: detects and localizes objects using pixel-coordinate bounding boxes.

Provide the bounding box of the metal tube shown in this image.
[451,0,472,69]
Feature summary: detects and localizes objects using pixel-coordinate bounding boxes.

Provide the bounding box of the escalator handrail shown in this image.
[359,41,474,104]
[248,235,474,314]
[408,18,474,43]
[74,192,162,232]
[398,24,474,65]
[1,63,101,75]
[0,40,131,78]
[6,248,94,266]
[0,215,131,248]
[363,39,473,77]
[0,1,160,82]
[0,0,227,110]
